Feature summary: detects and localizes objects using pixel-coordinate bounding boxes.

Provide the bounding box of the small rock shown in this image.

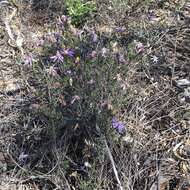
[5,82,21,93]
[0,80,21,94]
[184,87,190,98]
[176,79,190,87]
[84,161,92,168]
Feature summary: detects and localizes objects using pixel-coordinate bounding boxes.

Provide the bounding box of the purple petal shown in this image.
[19,152,28,162]
[92,31,98,42]
[117,123,125,133]
[112,117,125,133]
[61,15,68,23]
[63,49,75,58]
[50,51,64,63]
[115,26,126,33]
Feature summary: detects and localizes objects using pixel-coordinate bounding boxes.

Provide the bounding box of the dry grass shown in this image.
[0,0,190,189]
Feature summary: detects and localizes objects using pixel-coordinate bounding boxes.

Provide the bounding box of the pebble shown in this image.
[176,79,190,87]
[0,80,21,94]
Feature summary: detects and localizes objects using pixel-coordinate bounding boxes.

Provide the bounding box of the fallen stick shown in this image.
[104,138,124,190]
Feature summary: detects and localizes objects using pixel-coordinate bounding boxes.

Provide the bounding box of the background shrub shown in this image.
[66,0,96,26]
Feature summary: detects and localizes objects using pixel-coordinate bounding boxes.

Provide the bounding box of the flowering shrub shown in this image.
[30,15,129,138]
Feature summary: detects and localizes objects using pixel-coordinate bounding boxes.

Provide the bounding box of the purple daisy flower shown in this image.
[61,15,68,23]
[54,32,61,45]
[118,54,126,63]
[37,36,46,47]
[134,41,145,53]
[58,15,68,28]
[50,51,64,63]
[91,31,98,42]
[46,65,59,76]
[116,53,126,64]
[101,47,108,57]
[19,152,28,163]
[148,10,158,23]
[77,30,84,39]
[65,70,72,75]
[89,51,97,59]
[24,56,33,66]
[112,117,125,134]
[23,54,34,67]
[64,48,75,58]
[115,26,126,33]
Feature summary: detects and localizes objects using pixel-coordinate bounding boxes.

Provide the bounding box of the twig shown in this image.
[4,7,24,55]
[104,138,124,190]
[0,1,10,6]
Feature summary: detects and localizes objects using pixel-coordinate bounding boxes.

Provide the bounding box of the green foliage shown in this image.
[66,0,96,25]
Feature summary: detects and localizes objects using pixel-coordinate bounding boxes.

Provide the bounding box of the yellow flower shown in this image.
[75,56,80,63]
